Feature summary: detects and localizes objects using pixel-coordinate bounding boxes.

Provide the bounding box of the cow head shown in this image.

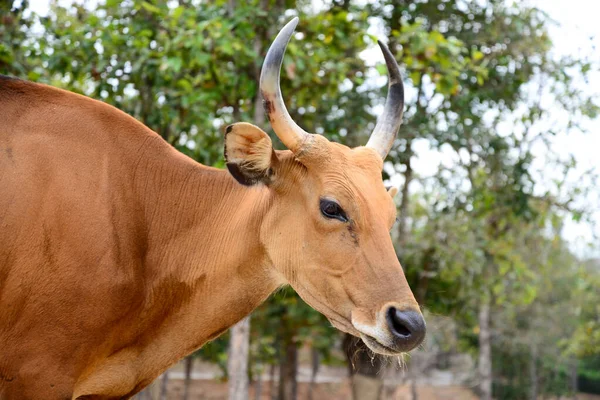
[224,18,425,355]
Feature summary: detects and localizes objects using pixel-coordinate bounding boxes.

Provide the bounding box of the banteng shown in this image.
[0,18,424,399]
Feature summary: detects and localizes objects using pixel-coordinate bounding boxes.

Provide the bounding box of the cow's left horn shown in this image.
[260,17,313,153]
[365,41,405,159]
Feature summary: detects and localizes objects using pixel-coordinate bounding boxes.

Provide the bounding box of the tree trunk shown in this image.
[343,334,384,400]
[307,346,320,400]
[350,373,384,400]
[278,340,298,400]
[478,300,492,400]
[183,356,193,400]
[270,362,277,400]
[137,380,160,399]
[255,370,263,400]
[529,346,537,400]
[159,371,169,400]
[411,378,418,400]
[136,386,151,400]
[397,149,413,249]
[228,316,251,400]
[570,359,578,399]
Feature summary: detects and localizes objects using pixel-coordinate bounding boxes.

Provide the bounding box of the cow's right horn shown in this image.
[260,17,313,153]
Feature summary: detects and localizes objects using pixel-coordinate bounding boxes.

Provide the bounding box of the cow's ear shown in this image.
[224,123,277,186]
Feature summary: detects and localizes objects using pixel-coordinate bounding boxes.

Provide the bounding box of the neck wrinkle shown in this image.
[131,145,279,377]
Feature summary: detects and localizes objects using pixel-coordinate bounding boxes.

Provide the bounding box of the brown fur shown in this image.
[0,76,420,399]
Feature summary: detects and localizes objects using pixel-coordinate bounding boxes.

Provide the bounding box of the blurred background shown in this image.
[2,0,599,399]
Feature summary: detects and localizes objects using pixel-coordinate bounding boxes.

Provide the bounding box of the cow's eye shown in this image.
[320,199,348,222]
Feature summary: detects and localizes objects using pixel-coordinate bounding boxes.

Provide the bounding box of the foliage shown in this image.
[565,259,600,357]
[17,0,375,164]
[0,0,34,76]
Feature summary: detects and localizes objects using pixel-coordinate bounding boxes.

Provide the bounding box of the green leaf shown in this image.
[140,1,161,14]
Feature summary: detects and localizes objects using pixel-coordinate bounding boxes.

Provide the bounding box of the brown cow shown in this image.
[0,18,424,399]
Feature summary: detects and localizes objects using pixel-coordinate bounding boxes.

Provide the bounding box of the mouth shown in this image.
[359,333,403,356]
[293,284,418,356]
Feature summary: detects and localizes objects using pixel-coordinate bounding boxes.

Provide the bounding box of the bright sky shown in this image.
[529,0,600,255]
[379,0,600,256]
[26,0,599,255]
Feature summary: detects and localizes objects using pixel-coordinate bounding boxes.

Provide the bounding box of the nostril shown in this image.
[387,307,412,337]
[385,307,426,350]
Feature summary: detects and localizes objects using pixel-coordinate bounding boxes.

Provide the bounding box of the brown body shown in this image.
[0,18,425,400]
[0,77,280,397]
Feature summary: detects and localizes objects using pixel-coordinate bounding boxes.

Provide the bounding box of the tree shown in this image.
[341,1,598,398]
[0,0,36,76]
[228,317,251,400]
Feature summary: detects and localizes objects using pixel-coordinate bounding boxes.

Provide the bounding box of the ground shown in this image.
[138,359,600,400]
[163,379,479,400]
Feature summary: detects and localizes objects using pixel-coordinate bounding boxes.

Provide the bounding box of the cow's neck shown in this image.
[131,142,283,379]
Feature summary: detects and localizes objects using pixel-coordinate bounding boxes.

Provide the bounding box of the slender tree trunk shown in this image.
[255,369,263,400]
[253,33,265,126]
[159,371,169,400]
[183,356,193,400]
[570,359,578,399]
[228,316,251,400]
[270,362,277,400]
[411,378,418,400]
[136,386,151,400]
[343,334,384,400]
[350,373,384,400]
[307,346,320,400]
[397,149,413,249]
[529,346,537,400]
[278,340,298,400]
[478,300,492,400]
[137,380,160,399]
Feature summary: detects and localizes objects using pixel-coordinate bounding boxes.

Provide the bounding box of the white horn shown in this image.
[366,41,405,159]
[260,17,313,153]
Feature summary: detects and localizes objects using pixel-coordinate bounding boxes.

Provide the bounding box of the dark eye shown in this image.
[320,199,348,222]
